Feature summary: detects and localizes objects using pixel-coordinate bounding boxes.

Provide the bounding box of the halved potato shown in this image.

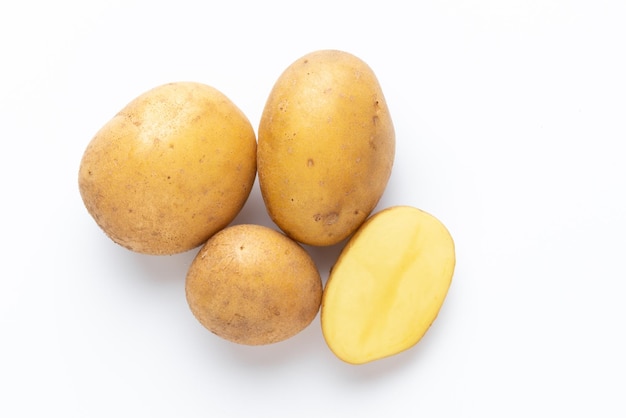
[321,206,456,364]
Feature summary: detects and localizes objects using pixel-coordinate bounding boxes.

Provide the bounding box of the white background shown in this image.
[2,1,625,416]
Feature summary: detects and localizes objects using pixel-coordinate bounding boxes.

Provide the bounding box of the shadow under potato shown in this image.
[229,178,347,284]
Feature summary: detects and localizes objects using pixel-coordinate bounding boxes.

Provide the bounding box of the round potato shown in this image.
[258,49,395,246]
[78,82,257,255]
[185,224,322,345]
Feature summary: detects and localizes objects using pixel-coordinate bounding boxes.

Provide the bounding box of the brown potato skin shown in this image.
[185,224,322,345]
[258,50,395,246]
[78,82,257,255]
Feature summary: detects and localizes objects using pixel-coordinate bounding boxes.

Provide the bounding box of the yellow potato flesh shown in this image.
[321,206,456,364]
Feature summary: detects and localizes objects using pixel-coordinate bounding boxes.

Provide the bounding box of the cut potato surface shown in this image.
[321,206,456,364]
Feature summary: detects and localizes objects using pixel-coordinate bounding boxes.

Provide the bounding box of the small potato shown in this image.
[78,82,256,255]
[258,50,395,246]
[321,206,456,364]
[185,224,322,345]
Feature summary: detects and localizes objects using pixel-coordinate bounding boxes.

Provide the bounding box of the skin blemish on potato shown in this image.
[126,113,142,127]
[307,158,314,167]
[326,212,339,225]
[313,212,339,225]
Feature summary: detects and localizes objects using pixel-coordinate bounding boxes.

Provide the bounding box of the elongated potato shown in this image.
[258,50,395,246]
[78,82,257,255]
[321,206,456,364]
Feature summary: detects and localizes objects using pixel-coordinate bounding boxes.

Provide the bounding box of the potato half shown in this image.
[185,224,323,345]
[78,82,257,255]
[321,206,456,364]
[258,50,395,246]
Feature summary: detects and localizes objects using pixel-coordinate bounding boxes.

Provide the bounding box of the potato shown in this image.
[257,50,395,246]
[321,206,456,364]
[185,224,323,345]
[78,82,257,255]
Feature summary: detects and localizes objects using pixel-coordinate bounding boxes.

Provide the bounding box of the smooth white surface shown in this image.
[2,1,625,416]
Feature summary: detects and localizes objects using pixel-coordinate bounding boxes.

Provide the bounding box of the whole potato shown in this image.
[257,50,395,246]
[78,82,257,255]
[185,224,322,345]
